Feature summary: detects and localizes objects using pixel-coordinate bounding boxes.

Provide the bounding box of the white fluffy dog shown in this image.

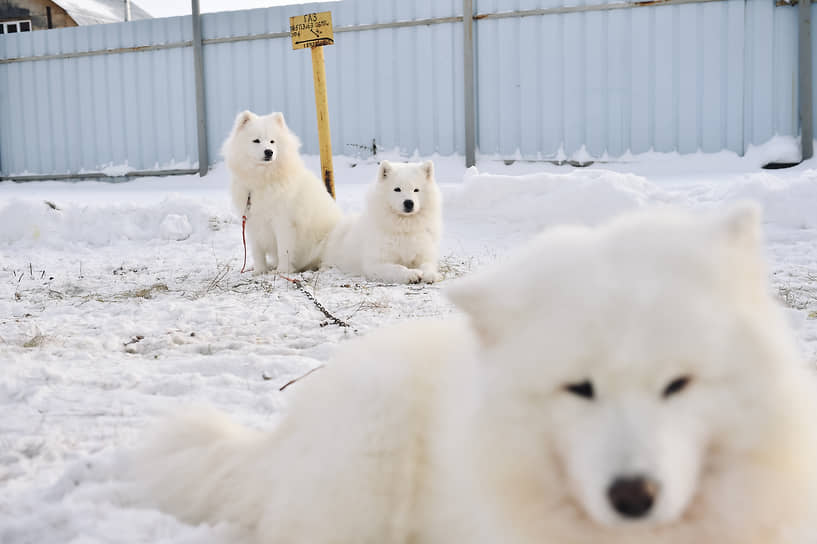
[128,203,817,544]
[223,111,341,274]
[323,160,442,283]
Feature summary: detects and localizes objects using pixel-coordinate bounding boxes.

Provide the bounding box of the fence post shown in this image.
[800,0,813,161]
[463,0,476,168]
[191,0,209,176]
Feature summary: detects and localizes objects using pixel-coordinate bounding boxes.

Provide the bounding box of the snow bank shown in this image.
[3,157,816,250]
[696,171,817,229]
[743,135,802,167]
[0,196,223,247]
[446,167,675,230]
[445,161,817,233]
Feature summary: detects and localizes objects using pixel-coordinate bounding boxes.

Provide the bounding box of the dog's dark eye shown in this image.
[270,140,275,144]
[252,139,260,143]
[663,375,692,398]
[564,380,594,400]
[413,188,420,193]
[393,187,401,192]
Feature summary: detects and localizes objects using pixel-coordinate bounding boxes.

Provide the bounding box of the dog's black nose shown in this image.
[264,149,274,159]
[403,200,414,212]
[607,476,658,519]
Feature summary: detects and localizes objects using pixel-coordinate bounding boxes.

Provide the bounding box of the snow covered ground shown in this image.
[1,148,817,542]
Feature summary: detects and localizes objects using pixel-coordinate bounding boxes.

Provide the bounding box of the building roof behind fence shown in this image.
[56,0,152,25]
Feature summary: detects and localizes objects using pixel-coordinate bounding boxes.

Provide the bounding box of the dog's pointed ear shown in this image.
[421,160,434,181]
[233,110,256,131]
[446,272,512,347]
[715,201,762,251]
[272,112,287,128]
[378,160,392,181]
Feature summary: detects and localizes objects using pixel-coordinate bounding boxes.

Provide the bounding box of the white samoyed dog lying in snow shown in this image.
[322,159,442,283]
[222,110,341,274]
[127,203,817,543]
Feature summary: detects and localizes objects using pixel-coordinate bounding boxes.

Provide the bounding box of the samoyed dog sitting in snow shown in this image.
[322,159,442,283]
[127,203,817,543]
[222,110,341,274]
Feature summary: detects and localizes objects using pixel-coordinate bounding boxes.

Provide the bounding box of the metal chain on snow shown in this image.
[280,275,351,328]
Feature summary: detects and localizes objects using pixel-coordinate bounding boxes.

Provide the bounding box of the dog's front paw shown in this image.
[252,266,268,277]
[419,263,441,283]
[404,268,424,284]
[421,270,441,283]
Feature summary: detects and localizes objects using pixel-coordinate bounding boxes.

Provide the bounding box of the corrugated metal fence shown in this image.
[0,0,811,179]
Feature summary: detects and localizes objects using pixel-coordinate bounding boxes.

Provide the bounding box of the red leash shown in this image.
[240,193,251,273]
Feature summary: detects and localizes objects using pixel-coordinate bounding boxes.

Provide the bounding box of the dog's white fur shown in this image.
[223,111,341,274]
[129,203,817,543]
[323,160,442,283]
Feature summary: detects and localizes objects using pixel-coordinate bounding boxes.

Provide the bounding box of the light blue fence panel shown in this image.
[473,0,799,160]
[198,0,463,164]
[0,16,197,176]
[744,0,800,150]
[770,3,798,140]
